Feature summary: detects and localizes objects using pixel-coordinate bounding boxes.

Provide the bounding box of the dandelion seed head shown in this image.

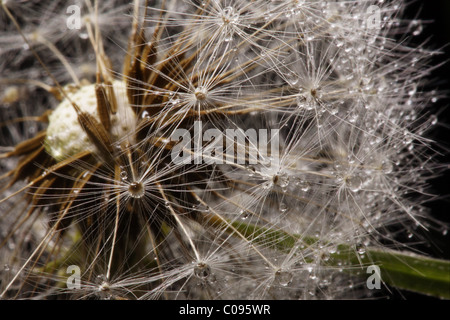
[0,0,447,301]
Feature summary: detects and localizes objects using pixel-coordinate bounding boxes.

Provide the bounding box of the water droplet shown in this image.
[222,6,239,25]
[141,110,150,119]
[279,202,289,213]
[224,32,233,42]
[240,209,250,220]
[194,86,207,101]
[381,161,393,174]
[346,175,362,192]
[348,112,359,123]
[96,274,107,284]
[120,171,128,181]
[329,105,339,115]
[79,32,89,40]
[274,172,289,189]
[223,6,234,16]
[356,245,366,255]
[275,269,293,287]
[430,115,438,126]
[262,182,271,190]
[296,179,311,192]
[410,20,423,36]
[194,262,211,280]
[82,171,91,178]
[408,87,417,97]
[128,181,145,198]
[286,71,299,86]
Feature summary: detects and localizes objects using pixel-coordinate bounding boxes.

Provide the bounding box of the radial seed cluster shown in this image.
[0,0,445,300]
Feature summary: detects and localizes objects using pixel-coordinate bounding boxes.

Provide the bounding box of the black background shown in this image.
[409,0,450,256]
[396,0,450,299]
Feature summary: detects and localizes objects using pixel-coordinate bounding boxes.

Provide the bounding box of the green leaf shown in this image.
[229,220,450,299]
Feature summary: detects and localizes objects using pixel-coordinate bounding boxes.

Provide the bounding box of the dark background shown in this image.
[391,0,450,299]
[409,0,450,256]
